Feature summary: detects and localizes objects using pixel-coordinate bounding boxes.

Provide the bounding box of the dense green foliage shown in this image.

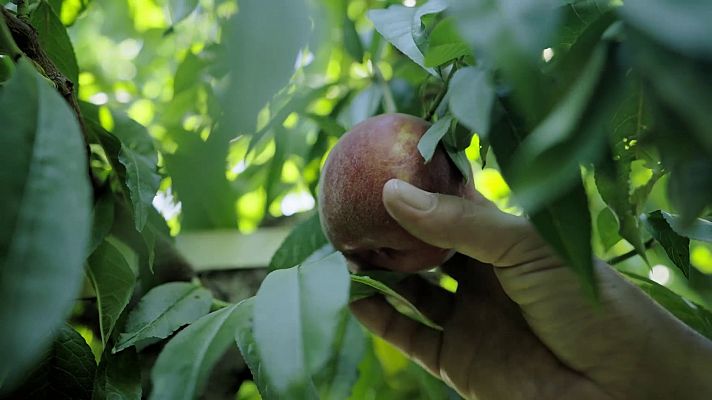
[1,0,711,399]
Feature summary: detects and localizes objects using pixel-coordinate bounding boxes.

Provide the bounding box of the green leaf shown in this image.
[622,272,712,340]
[88,240,137,346]
[621,0,712,59]
[89,191,115,255]
[314,312,366,400]
[234,298,279,400]
[167,0,199,25]
[489,104,597,298]
[367,5,436,75]
[593,78,652,259]
[29,0,79,86]
[150,303,243,400]
[546,8,616,98]
[448,66,495,137]
[424,17,471,67]
[0,60,91,384]
[343,13,364,61]
[531,183,596,297]
[509,44,615,210]
[270,212,328,271]
[411,0,449,49]
[114,282,213,353]
[163,132,238,230]
[449,0,559,60]
[417,115,452,163]
[554,2,612,51]
[253,253,350,398]
[449,0,559,119]
[628,29,712,155]
[597,207,621,252]
[595,152,647,261]
[174,51,205,95]
[445,148,472,183]
[93,348,142,400]
[350,274,443,331]
[4,324,96,400]
[112,114,161,232]
[642,211,691,278]
[661,213,712,243]
[223,0,311,134]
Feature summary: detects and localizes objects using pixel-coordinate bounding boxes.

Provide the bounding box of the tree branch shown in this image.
[1,7,88,144]
[425,64,457,121]
[607,238,655,265]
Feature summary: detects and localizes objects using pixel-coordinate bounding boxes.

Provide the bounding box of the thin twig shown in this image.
[607,238,655,265]
[425,64,457,121]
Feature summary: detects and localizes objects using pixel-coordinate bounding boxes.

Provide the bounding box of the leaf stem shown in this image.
[607,238,655,265]
[425,64,457,121]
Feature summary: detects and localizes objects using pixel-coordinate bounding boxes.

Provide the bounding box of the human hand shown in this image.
[349,179,712,400]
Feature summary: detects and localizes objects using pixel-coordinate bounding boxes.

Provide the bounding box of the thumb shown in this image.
[382,179,549,267]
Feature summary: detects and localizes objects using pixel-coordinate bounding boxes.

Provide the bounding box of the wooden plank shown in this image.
[175,227,292,271]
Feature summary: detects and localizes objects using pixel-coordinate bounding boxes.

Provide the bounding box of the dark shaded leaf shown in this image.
[93,348,142,400]
[88,240,137,345]
[0,60,91,384]
[621,0,712,59]
[5,324,96,400]
[448,0,559,61]
[509,44,608,210]
[490,102,596,298]
[270,213,328,271]
[89,191,115,254]
[662,213,712,243]
[114,282,213,353]
[449,0,559,118]
[150,304,243,400]
[642,211,690,278]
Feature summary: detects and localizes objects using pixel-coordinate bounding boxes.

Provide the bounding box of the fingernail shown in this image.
[386,179,434,211]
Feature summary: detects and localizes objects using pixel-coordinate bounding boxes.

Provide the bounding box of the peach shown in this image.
[318,113,473,272]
